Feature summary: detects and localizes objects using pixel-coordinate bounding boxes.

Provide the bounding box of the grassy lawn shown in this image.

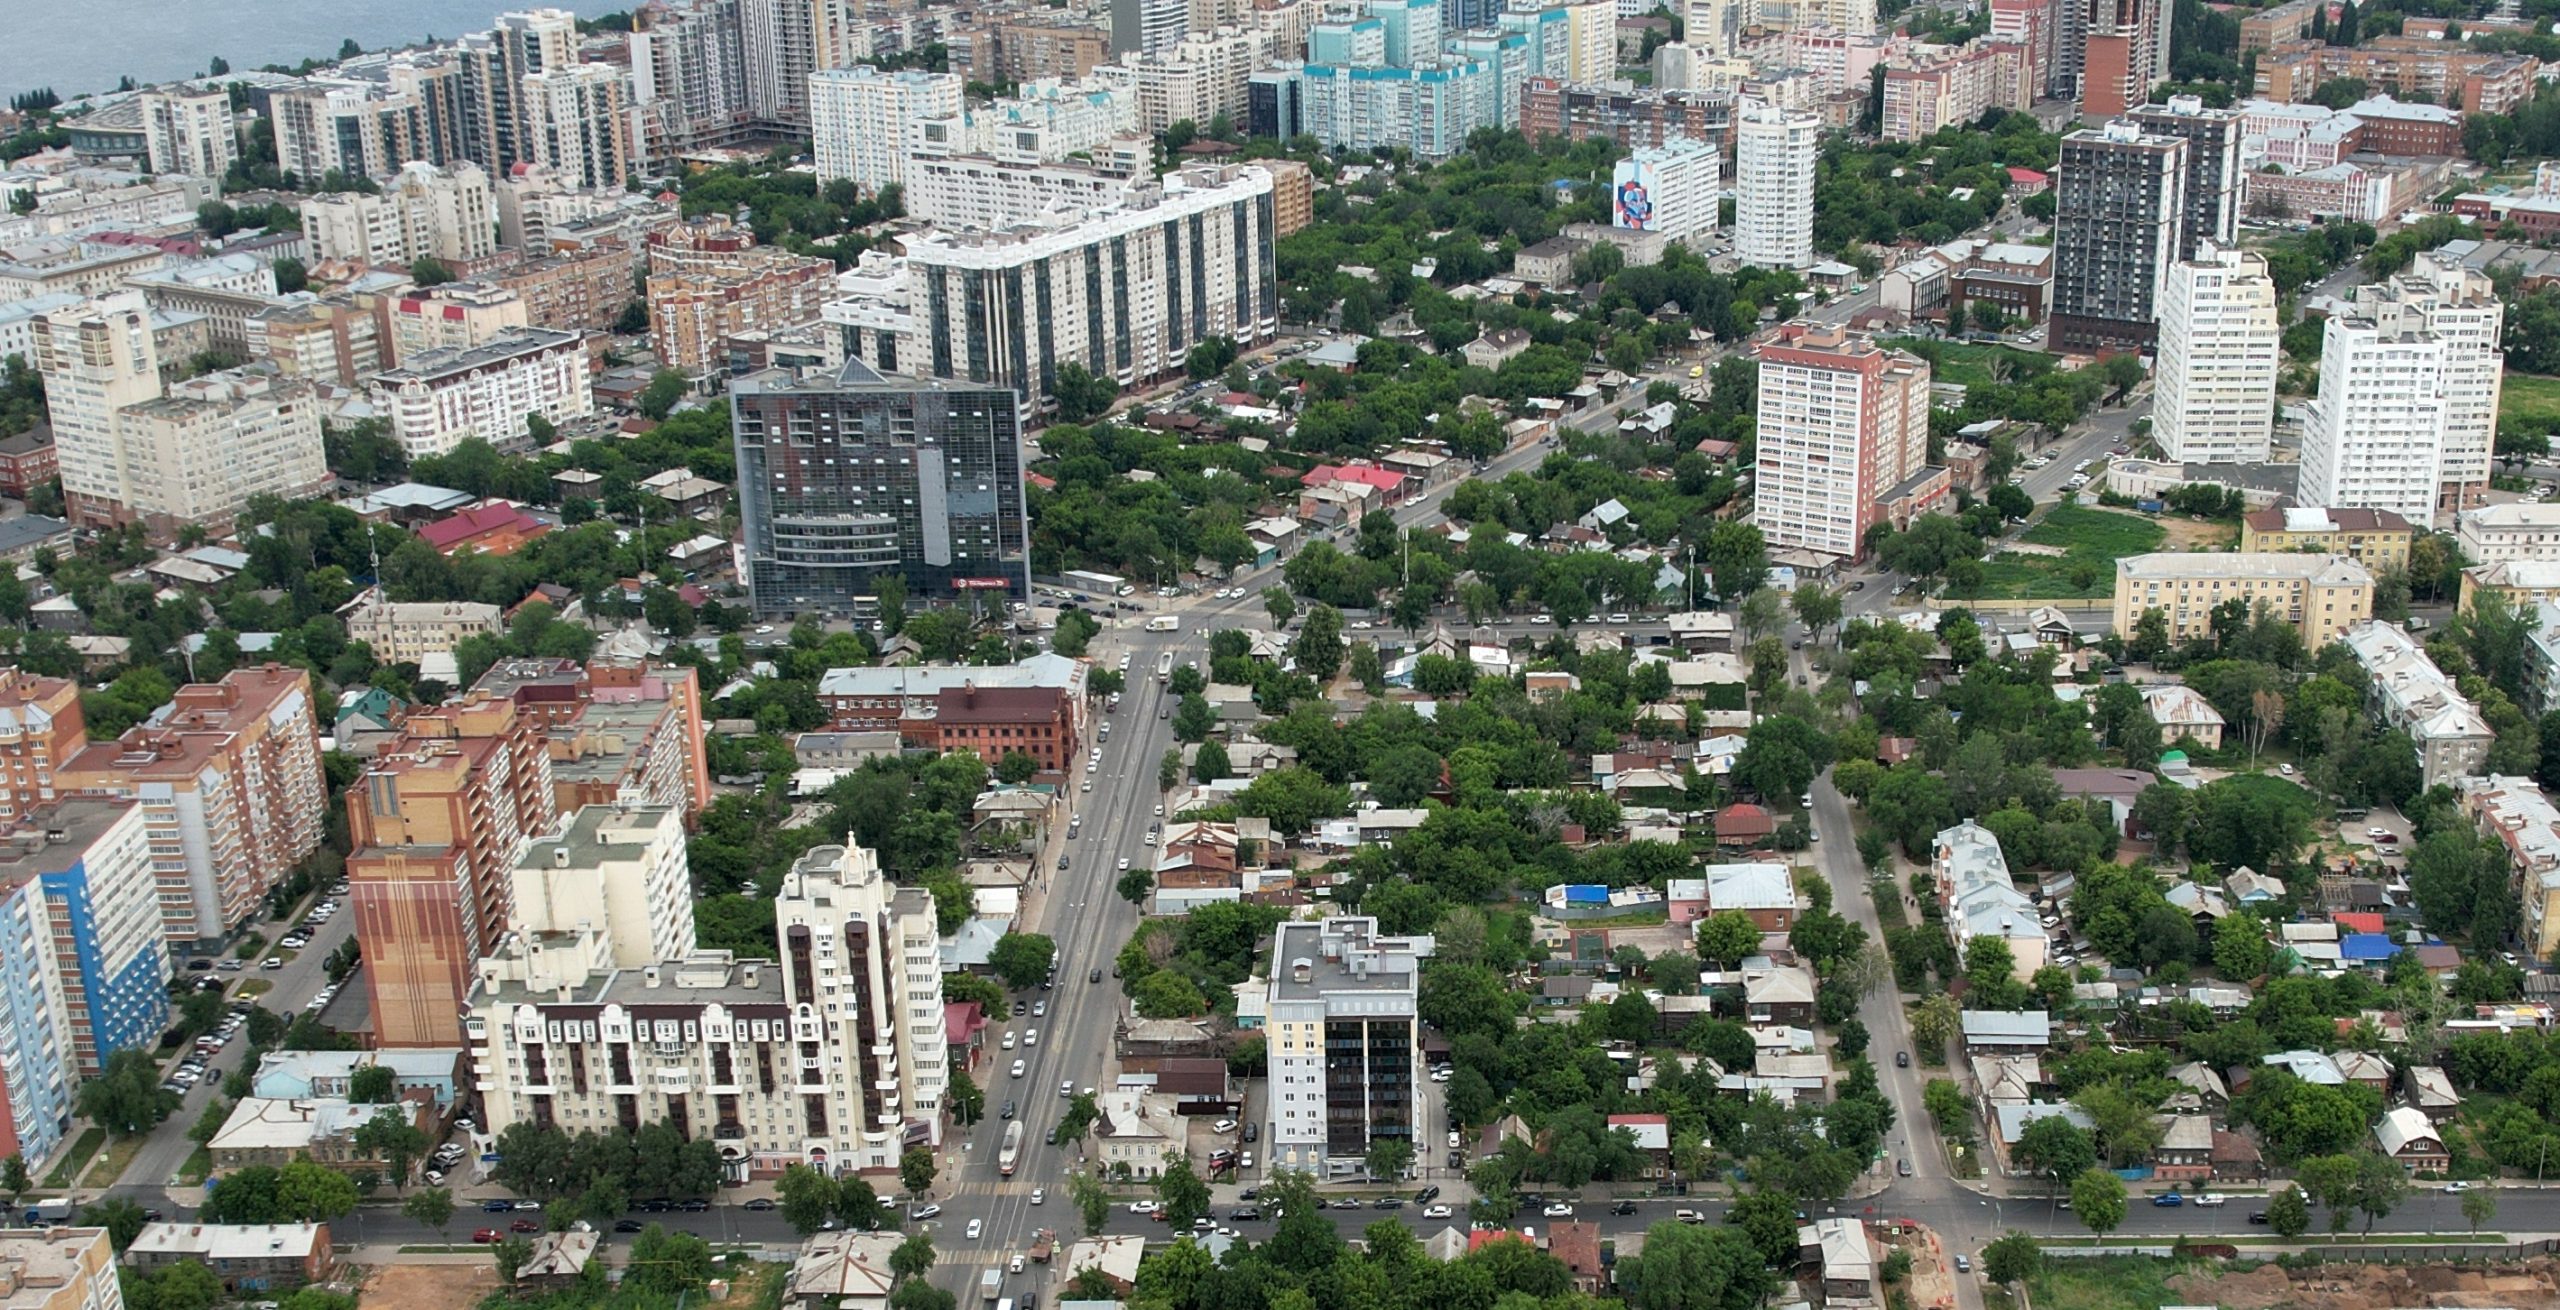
[1975,505,2166,600]
[2025,1256,2185,1310]
[82,1132,149,1188]
[1881,337,2051,390]
[177,1145,212,1187]
[237,979,273,997]
[2500,372,2560,428]
[42,1128,103,1189]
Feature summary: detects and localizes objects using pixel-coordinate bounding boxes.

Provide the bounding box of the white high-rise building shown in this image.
[1612,136,1719,243]
[2152,240,2279,465]
[1752,322,1930,562]
[300,162,500,269]
[2301,250,2506,529]
[368,328,595,459]
[1116,0,1192,55]
[511,805,697,971]
[824,163,1280,416]
[1734,100,1818,270]
[903,154,1148,231]
[521,64,633,190]
[770,843,948,1156]
[809,67,965,197]
[140,88,237,180]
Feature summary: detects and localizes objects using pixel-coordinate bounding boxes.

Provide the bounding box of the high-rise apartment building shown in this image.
[30,294,331,539]
[368,328,594,459]
[1733,100,1818,270]
[384,283,531,365]
[2050,120,2186,351]
[10,799,169,1080]
[1611,136,1719,242]
[522,64,634,190]
[1265,917,1432,1175]
[348,696,558,1048]
[455,9,583,175]
[2300,250,2505,528]
[513,804,697,970]
[55,667,328,949]
[139,88,236,180]
[731,358,1030,613]
[2078,0,2158,116]
[903,153,1149,232]
[809,68,964,197]
[823,163,1279,413]
[643,221,834,377]
[470,657,712,819]
[629,0,753,166]
[2125,96,2242,258]
[1113,0,1191,55]
[0,672,83,827]
[2153,240,2279,465]
[467,840,943,1178]
[300,163,500,270]
[1101,27,1263,135]
[1751,323,1931,563]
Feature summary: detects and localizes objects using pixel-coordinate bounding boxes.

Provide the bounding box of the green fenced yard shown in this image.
[1973,505,2166,600]
[1881,338,2051,391]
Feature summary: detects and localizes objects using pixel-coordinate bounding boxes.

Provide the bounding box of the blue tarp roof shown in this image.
[2340,933,2398,962]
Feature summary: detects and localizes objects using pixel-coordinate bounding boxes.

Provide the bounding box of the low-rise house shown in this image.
[2165,1061,2228,1114]
[250,1049,463,1104]
[1936,821,2045,981]
[2336,1049,2393,1092]
[1092,1091,1182,1178]
[2152,1114,2214,1182]
[1960,1010,2052,1050]
[126,1223,333,1292]
[1711,803,1776,847]
[2342,620,2495,789]
[1972,1053,2042,1106]
[2164,880,2232,925]
[1992,1103,2095,1176]
[2458,774,2560,959]
[2141,685,2227,750]
[2261,1049,2346,1085]
[2405,1065,2460,1121]
[1797,1219,1879,1309]
[1743,965,1817,1025]
[1545,1220,1607,1294]
[2212,1128,2265,1181]
[2225,867,2286,905]
[1060,1236,1145,1296]
[1707,863,1799,930]
[788,1233,898,1310]
[206,1098,430,1174]
[514,1232,599,1292]
[1605,1114,1671,1178]
[2375,1105,2448,1172]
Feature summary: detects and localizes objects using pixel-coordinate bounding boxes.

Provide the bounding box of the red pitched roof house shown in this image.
[417,501,549,556]
[2006,167,2051,194]
[1713,803,1776,847]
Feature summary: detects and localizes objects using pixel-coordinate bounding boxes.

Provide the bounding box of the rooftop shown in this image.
[2117,552,2372,585]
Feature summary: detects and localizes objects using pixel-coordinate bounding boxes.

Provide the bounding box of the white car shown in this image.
[1541,1203,1574,1217]
[1212,1119,1238,1133]
[1118,857,1131,871]
[1128,1202,1157,1214]
[1422,1205,1451,1218]
[1011,1059,1026,1078]
[967,1219,984,1240]
[1002,1032,1017,1050]
[1031,1188,1046,1205]
[1024,1029,1039,1046]
[2443,1181,2477,1193]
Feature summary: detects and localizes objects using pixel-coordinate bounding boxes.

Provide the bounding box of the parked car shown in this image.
[2151,1193,2184,1207]
[745,1198,777,1211]
[1541,1203,1574,1217]
[473,1230,503,1244]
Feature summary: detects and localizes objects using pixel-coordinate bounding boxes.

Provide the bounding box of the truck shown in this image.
[1029,1230,1056,1263]
[22,1199,72,1225]
[998,1120,1026,1177]
[982,1271,1003,1305]
[1143,615,1180,633]
[1062,570,1133,597]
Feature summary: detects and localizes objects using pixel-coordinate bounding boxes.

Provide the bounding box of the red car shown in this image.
[509,1219,542,1233]
[473,1229,503,1243]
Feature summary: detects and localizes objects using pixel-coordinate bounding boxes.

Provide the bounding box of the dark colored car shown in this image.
[1242,1122,1258,1143]
[1372,1198,1403,1210]
[1895,1051,1909,1068]
[2151,1193,2183,1208]
[681,1199,711,1212]
[2248,1211,2269,1225]
[745,1199,777,1211]
[615,1220,647,1233]
[1414,1186,1441,1204]
[1231,1208,1263,1221]
[473,1229,503,1243]
[482,1200,515,1213]
[1001,1100,1017,1120]
[1089,968,1103,984]
[1612,1201,1638,1215]
[510,1219,542,1233]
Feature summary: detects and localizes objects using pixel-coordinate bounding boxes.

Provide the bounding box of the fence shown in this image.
[2045,1238,2560,1265]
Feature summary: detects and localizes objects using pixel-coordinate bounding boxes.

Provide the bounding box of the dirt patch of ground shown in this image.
[2157,515,2239,552]
[357,1260,500,1310]
[2166,1256,2560,1310]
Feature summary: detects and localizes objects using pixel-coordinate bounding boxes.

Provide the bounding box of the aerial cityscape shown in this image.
[7,0,2560,1308]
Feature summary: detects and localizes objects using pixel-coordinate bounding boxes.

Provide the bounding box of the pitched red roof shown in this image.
[1715,803,1776,838]
[417,501,543,551]
[2333,912,2385,935]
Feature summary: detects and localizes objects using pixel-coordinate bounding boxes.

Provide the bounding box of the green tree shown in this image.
[995,751,1039,784]
[410,256,454,286]
[78,1197,148,1251]
[626,1224,714,1294]
[0,1154,27,1203]
[1980,1230,2042,1286]
[1069,1169,1112,1236]
[1263,587,1296,629]
[2462,1185,2497,1234]
[891,1232,937,1281]
[986,932,1056,990]
[347,1065,395,1104]
[900,1148,938,1198]
[1694,910,1762,967]
[401,1188,455,1243]
[77,1049,178,1135]
[2267,1184,2311,1238]
[946,1067,985,1126]
[277,1160,359,1221]
[1291,604,1346,681]
[494,1235,533,1282]
[776,1163,839,1234]
[2012,1115,2097,1193]
[2069,1168,2127,1236]
[1156,1154,1213,1227]
[638,368,689,420]
[1364,1136,1414,1182]
[1617,1220,1777,1310]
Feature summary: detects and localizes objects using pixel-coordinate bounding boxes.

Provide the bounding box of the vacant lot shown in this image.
[1881,337,2052,391]
[361,1261,499,1310]
[1975,505,2166,600]
[2027,1256,2183,1310]
[2503,372,2560,429]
